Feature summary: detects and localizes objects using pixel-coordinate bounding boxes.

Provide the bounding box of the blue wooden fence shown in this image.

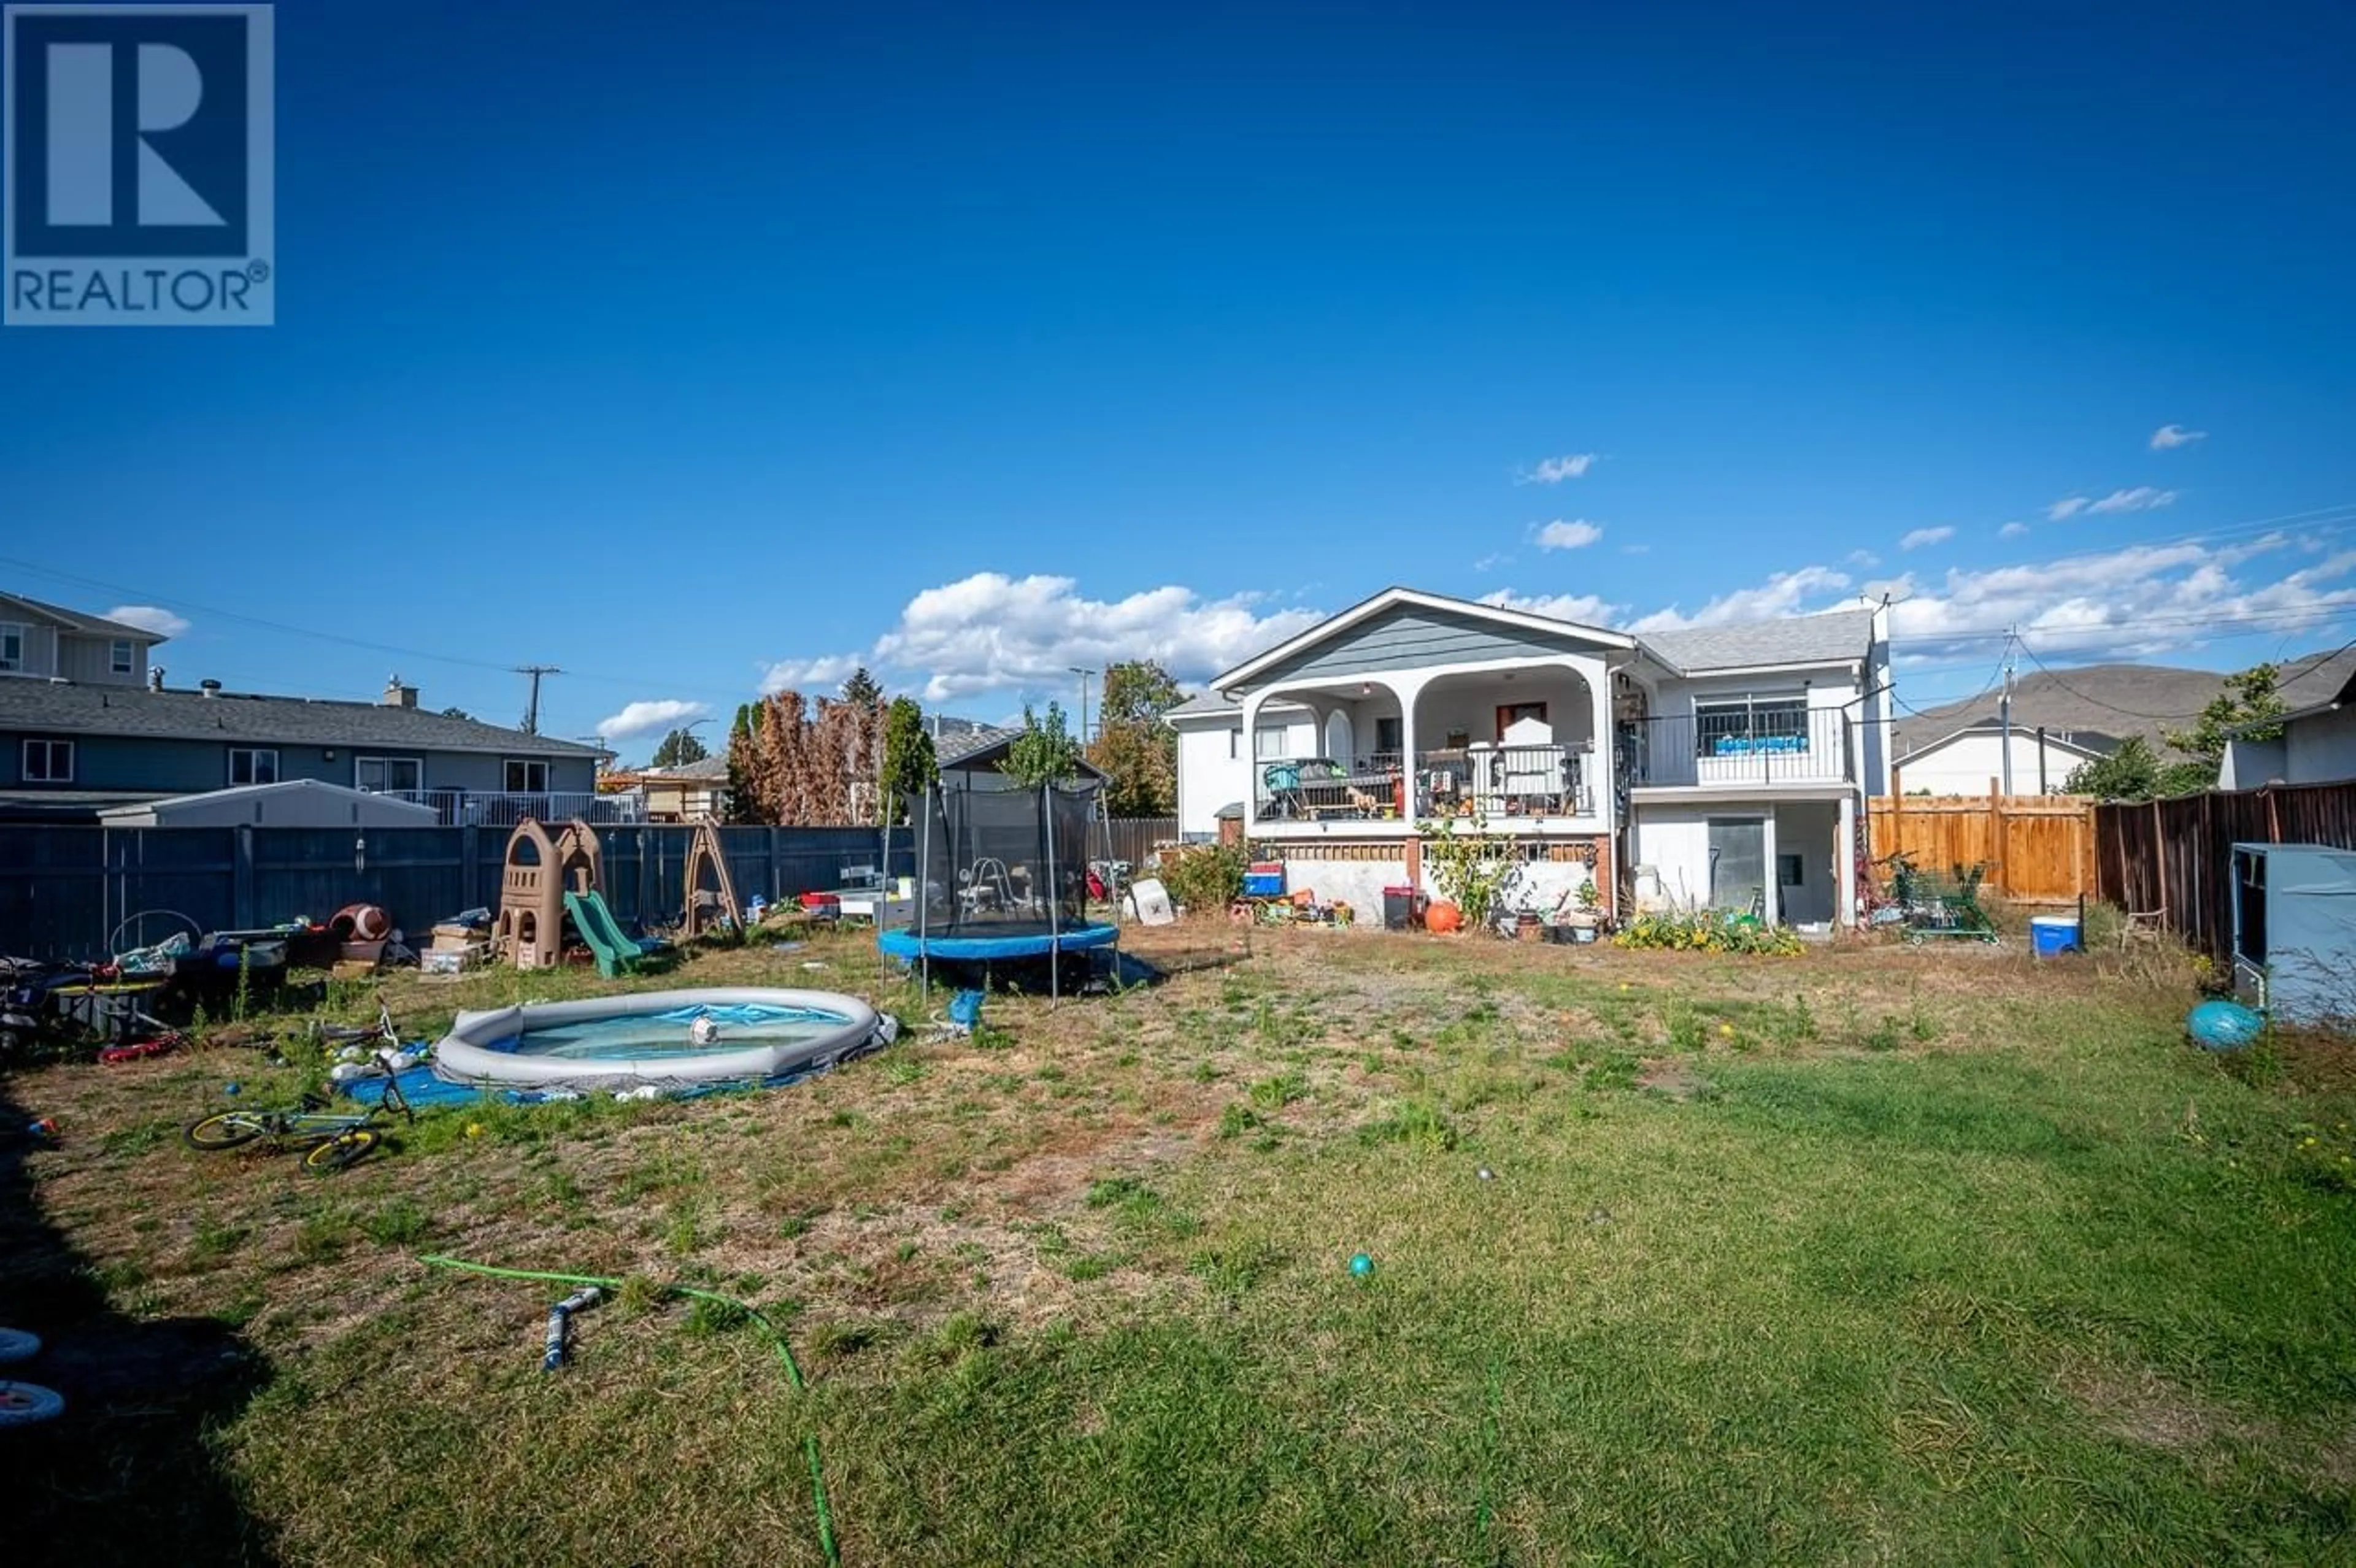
[0,825,917,959]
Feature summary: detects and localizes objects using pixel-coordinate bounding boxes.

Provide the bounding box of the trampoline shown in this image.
[880,774,1118,997]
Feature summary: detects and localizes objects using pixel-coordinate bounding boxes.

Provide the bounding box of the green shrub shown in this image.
[1163,842,1248,915]
[1614,910,1803,956]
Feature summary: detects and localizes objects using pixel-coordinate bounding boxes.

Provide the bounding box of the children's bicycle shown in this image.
[183,1055,414,1173]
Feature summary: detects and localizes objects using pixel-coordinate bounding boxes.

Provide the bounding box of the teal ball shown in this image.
[1349,1253,1374,1277]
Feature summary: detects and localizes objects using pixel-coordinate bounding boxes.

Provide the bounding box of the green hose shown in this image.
[419,1253,840,1566]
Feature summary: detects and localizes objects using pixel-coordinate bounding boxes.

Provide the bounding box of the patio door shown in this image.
[1708,817,1768,918]
[1495,702,1547,741]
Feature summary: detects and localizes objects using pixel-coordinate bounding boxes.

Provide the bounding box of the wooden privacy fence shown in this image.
[2094,780,2356,967]
[1868,792,2097,901]
[1104,817,1180,868]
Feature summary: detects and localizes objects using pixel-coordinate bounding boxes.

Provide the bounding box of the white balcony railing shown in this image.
[378,788,645,828]
[1625,711,1854,790]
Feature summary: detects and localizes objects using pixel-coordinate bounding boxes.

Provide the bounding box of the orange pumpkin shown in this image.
[1425,899,1463,934]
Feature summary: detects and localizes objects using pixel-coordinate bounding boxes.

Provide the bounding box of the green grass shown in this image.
[8,931,2354,1565]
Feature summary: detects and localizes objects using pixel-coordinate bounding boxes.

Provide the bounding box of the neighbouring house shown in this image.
[2221,666,2356,788]
[935,726,1112,792]
[1174,586,1895,928]
[634,755,733,822]
[1894,719,2116,796]
[0,593,607,824]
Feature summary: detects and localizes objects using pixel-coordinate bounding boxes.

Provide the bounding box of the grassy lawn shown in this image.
[6,922,2354,1565]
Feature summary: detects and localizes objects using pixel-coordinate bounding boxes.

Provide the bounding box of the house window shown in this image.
[1374,717,1403,756]
[505,759,550,793]
[110,639,135,675]
[229,748,279,786]
[21,738,74,783]
[0,623,24,672]
[1254,725,1290,761]
[1694,695,1809,758]
[1228,728,1238,760]
[355,756,422,793]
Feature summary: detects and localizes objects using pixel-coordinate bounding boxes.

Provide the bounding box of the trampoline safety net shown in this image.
[907,778,1101,940]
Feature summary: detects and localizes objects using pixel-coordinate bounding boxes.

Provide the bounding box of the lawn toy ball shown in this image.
[2187,999,2264,1052]
[689,1015,723,1048]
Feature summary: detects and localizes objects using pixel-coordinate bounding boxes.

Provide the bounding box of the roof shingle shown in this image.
[0,680,603,755]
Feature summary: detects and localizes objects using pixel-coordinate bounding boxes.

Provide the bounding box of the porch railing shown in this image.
[1252,758,1407,821]
[378,788,646,828]
[1623,710,1853,789]
[1416,742,1593,819]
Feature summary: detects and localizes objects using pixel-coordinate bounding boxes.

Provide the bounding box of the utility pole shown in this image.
[1069,666,1096,746]
[1998,632,2015,796]
[515,665,562,735]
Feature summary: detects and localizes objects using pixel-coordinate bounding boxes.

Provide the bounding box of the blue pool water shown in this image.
[495,1002,854,1061]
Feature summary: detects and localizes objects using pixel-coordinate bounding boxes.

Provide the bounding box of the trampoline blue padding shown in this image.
[879,921,1118,961]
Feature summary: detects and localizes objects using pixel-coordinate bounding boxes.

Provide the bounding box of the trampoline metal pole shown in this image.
[917,785,932,1002]
[1044,783,1060,1005]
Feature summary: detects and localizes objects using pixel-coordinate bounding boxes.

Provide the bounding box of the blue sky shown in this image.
[5,0,2354,757]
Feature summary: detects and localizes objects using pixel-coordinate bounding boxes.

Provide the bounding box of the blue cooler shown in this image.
[1243,861,1285,898]
[2030,916,2081,956]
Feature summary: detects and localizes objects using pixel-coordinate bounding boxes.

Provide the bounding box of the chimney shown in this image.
[382,674,418,710]
[200,678,221,699]
[149,666,166,692]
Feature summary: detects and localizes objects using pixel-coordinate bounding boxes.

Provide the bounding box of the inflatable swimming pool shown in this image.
[432,986,889,1088]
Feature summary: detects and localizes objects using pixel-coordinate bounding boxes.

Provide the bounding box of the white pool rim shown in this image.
[432,986,886,1087]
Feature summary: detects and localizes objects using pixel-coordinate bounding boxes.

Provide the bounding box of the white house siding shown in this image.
[1268,852,1592,927]
[1897,732,2095,796]
[0,621,60,677]
[2285,707,2356,785]
[1173,713,1318,837]
[1632,799,1850,926]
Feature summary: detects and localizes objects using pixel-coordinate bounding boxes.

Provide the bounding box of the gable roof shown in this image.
[1898,718,2118,763]
[1212,586,1636,692]
[1897,647,2356,755]
[937,725,1111,783]
[95,778,442,824]
[0,680,604,756]
[1636,607,1879,675]
[0,592,170,642]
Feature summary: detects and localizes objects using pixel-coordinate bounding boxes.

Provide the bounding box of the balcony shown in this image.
[1250,744,1596,827]
[1624,710,1854,791]
[379,788,646,828]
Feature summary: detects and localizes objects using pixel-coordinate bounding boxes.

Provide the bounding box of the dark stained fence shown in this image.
[2095,782,2356,965]
[1105,817,1181,868]
[0,824,917,960]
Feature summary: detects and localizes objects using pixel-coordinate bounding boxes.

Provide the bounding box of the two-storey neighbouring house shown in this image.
[0,592,607,823]
[1171,586,1894,928]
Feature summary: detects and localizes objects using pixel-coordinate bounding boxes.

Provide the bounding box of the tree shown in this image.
[839,667,884,708]
[722,690,887,824]
[1003,702,1083,788]
[2063,736,2215,802]
[652,727,710,767]
[2164,663,2287,769]
[1087,660,1183,816]
[439,705,474,721]
[879,697,938,824]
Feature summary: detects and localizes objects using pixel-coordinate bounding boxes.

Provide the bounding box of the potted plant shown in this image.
[1559,877,1601,943]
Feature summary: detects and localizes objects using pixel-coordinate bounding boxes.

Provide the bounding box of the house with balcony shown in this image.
[0,592,611,824]
[1172,586,1894,927]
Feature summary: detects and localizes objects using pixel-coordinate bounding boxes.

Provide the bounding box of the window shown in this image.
[21,739,74,783]
[1227,728,1238,759]
[355,756,421,793]
[1374,717,1403,756]
[1694,694,1809,758]
[1254,725,1290,761]
[0,623,24,672]
[229,748,279,786]
[110,639,134,675]
[505,759,550,793]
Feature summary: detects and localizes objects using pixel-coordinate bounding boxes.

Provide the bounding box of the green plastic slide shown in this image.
[563,890,642,978]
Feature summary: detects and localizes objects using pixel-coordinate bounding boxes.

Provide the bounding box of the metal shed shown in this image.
[2229,842,2356,1026]
[95,779,439,830]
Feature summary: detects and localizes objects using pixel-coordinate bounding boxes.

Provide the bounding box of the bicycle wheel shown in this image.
[304,1128,380,1174]
[185,1111,265,1150]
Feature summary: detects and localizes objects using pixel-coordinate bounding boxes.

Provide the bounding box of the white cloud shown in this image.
[858,573,1325,703]
[1476,589,1624,626]
[1847,550,1881,568]
[1522,453,1597,484]
[1531,519,1604,551]
[596,698,710,742]
[1900,527,1955,551]
[758,654,868,696]
[1998,521,2030,539]
[2047,496,2090,521]
[2150,423,2208,450]
[1472,553,1509,572]
[106,605,188,639]
[1628,567,1855,632]
[2086,485,2177,515]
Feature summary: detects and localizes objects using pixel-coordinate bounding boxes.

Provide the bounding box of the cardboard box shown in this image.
[422,950,474,975]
